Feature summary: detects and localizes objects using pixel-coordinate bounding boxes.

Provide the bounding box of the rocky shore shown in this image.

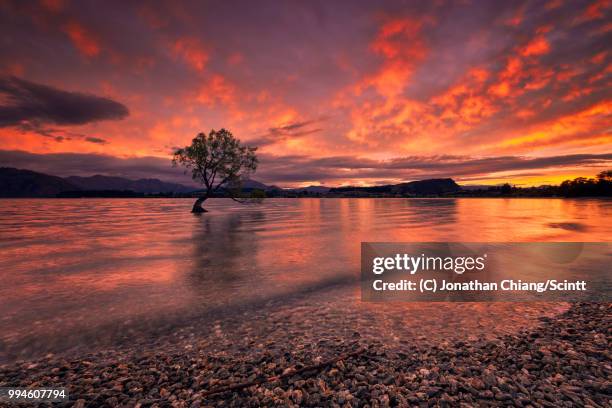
[1,302,610,407]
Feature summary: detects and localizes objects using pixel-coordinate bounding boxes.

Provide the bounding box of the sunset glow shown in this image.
[0,0,610,187]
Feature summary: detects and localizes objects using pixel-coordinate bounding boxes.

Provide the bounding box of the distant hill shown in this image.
[2,167,607,198]
[0,167,197,197]
[329,178,461,196]
[460,184,494,191]
[0,167,80,197]
[240,179,271,191]
[0,167,282,197]
[290,185,331,194]
[1,167,463,198]
[66,175,193,194]
[394,178,461,195]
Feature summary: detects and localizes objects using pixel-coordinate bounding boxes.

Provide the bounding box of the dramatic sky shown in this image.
[0,0,610,187]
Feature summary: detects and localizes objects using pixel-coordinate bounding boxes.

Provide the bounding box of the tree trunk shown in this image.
[191,196,208,213]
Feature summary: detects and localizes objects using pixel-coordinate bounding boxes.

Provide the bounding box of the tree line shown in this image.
[494,171,611,197]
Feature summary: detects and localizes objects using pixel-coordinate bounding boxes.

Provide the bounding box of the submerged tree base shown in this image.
[191,197,208,213]
[191,206,208,213]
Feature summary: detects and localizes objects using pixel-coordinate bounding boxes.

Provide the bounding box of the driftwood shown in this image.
[201,348,366,398]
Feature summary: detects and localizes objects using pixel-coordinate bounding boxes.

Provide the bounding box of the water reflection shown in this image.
[190,211,264,286]
[0,197,610,361]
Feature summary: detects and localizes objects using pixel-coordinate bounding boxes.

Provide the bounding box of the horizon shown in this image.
[5,163,606,189]
[1,1,611,187]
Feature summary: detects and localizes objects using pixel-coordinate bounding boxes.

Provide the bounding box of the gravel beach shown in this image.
[1,300,609,407]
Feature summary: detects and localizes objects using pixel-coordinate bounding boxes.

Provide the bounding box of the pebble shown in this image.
[0,303,608,407]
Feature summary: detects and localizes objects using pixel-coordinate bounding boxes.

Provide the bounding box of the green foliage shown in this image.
[172,129,258,197]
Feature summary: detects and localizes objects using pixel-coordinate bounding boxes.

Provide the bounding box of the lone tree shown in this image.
[173,129,258,213]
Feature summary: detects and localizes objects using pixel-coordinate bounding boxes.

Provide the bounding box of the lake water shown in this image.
[0,198,610,362]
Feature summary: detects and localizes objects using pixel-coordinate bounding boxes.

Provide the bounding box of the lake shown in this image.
[0,198,610,362]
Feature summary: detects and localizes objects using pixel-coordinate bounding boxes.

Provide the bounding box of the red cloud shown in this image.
[583,0,611,20]
[354,17,427,98]
[62,21,101,57]
[196,74,238,108]
[519,36,550,57]
[370,18,424,59]
[173,37,209,72]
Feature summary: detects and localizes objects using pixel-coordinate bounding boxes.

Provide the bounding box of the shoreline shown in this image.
[1,302,609,407]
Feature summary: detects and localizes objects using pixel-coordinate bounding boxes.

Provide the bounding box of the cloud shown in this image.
[62,21,101,57]
[195,74,239,108]
[248,119,325,146]
[581,0,611,21]
[0,76,129,127]
[254,152,612,184]
[2,149,608,187]
[172,37,209,71]
[0,1,610,184]
[269,120,318,135]
[518,35,550,57]
[84,136,108,144]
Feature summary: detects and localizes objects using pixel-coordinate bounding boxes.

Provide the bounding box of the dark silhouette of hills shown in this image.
[0,167,195,197]
[0,167,79,197]
[290,185,331,194]
[65,175,193,193]
[328,178,461,196]
[1,167,461,198]
[2,167,609,198]
[0,167,283,198]
[239,179,275,191]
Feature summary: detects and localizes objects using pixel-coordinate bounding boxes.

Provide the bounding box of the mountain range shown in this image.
[0,167,461,197]
[65,175,194,194]
[0,167,304,197]
[328,178,461,196]
[0,168,196,197]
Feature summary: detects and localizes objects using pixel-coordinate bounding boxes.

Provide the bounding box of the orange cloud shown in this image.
[500,100,612,149]
[556,65,581,82]
[487,36,552,99]
[196,74,238,107]
[361,17,427,97]
[587,62,612,83]
[334,17,431,146]
[489,81,510,97]
[62,21,101,57]
[336,10,610,160]
[519,36,550,57]
[4,1,610,187]
[516,109,536,119]
[370,18,423,58]
[173,37,209,71]
[562,86,594,101]
[432,71,498,127]
[524,66,555,90]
